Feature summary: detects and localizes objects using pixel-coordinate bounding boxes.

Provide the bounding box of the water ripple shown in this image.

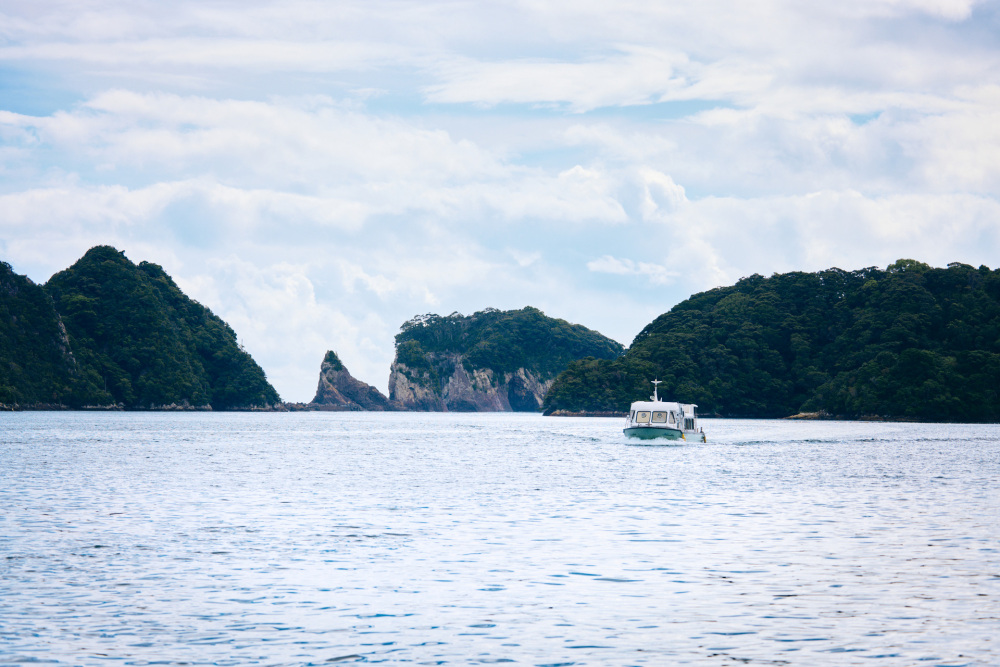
[1,412,998,666]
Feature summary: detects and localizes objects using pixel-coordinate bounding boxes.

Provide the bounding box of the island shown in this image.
[387,307,624,411]
[1,246,280,410]
[543,260,1000,422]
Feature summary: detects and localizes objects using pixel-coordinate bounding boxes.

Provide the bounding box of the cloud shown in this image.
[2,91,504,186]
[0,39,403,72]
[1,0,999,402]
[587,256,680,285]
[671,189,1000,286]
[178,256,392,402]
[0,92,641,232]
[836,0,981,20]
[425,47,691,112]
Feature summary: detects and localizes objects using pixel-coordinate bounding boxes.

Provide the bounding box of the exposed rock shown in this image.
[386,307,624,412]
[388,360,445,411]
[546,410,627,417]
[311,351,394,411]
[390,354,556,412]
[784,411,832,420]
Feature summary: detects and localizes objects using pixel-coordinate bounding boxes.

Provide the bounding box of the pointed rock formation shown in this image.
[311,351,394,411]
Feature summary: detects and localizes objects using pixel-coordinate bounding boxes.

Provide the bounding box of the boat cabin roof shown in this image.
[629,401,697,412]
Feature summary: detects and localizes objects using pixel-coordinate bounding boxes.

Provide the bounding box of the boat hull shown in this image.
[623,426,683,440]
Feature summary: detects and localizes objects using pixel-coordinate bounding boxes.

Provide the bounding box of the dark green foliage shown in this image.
[395,306,624,388]
[544,261,1000,421]
[323,350,345,371]
[0,262,106,406]
[42,246,279,409]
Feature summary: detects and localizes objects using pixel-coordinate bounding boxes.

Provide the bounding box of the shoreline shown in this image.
[2,404,992,423]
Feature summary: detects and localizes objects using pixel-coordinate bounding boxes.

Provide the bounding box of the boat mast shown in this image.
[650,379,661,402]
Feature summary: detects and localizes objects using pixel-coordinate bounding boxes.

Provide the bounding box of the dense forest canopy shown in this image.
[395,306,625,381]
[543,260,1000,421]
[0,261,90,405]
[1,246,279,409]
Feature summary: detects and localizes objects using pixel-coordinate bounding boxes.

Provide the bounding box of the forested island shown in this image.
[5,250,999,421]
[544,260,1000,422]
[1,246,279,410]
[304,307,625,412]
[384,307,623,411]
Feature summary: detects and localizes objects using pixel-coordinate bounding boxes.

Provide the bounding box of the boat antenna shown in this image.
[650,379,661,402]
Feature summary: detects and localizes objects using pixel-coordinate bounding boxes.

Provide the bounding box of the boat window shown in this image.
[636,411,651,424]
[652,411,667,423]
[668,412,675,424]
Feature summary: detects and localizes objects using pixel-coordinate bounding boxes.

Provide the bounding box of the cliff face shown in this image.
[311,351,393,411]
[387,307,624,412]
[387,359,445,411]
[389,354,553,412]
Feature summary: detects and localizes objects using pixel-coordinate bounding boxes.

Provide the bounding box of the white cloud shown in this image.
[670,189,1000,286]
[178,257,391,403]
[425,47,691,112]
[0,39,403,72]
[0,180,368,235]
[834,0,981,20]
[637,168,687,219]
[3,91,504,186]
[1,0,999,402]
[587,256,680,285]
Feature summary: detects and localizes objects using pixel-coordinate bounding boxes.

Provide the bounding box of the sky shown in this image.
[2,0,1000,401]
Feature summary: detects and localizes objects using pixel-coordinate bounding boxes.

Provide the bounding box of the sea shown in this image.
[1,412,998,666]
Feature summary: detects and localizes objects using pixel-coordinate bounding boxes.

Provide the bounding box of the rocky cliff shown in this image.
[387,307,624,412]
[311,350,394,411]
[389,353,554,412]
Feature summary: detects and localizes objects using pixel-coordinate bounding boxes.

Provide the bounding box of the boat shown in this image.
[623,380,706,442]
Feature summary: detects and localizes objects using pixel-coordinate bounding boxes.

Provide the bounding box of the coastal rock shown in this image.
[312,351,394,411]
[387,307,622,412]
[390,354,553,412]
[387,360,445,411]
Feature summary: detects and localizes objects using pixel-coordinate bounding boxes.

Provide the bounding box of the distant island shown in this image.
[6,250,999,422]
[1,246,279,410]
[301,307,625,412]
[544,260,1000,422]
[387,307,624,411]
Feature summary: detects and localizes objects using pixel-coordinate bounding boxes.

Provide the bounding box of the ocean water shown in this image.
[1,412,998,666]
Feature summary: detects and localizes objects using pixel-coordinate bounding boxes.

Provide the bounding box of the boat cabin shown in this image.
[627,401,698,431]
[622,379,706,442]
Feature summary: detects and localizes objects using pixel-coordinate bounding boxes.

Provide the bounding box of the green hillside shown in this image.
[0,262,104,406]
[0,246,280,410]
[397,307,624,378]
[31,246,280,409]
[543,260,1000,421]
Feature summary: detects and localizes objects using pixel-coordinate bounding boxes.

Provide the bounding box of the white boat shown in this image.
[623,380,706,442]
